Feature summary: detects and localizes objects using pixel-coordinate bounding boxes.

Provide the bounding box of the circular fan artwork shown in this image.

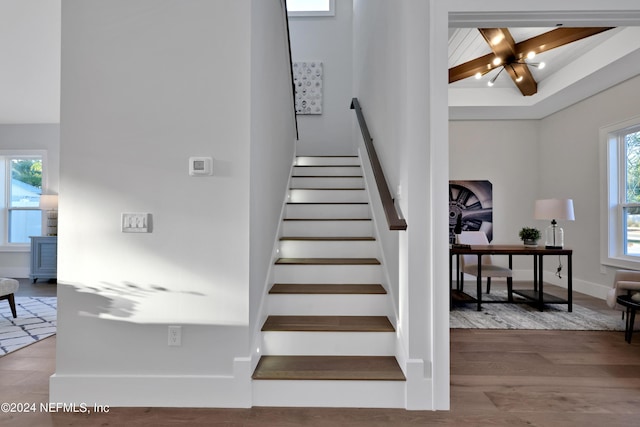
[449,180,493,243]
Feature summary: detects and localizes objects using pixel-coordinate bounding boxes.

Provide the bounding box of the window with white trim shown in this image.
[602,116,640,268]
[287,0,335,17]
[0,152,45,245]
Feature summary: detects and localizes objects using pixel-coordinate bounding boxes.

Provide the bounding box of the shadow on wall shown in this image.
[57,281,229,325]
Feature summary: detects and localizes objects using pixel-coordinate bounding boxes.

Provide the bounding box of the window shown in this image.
[601,116,640,268]
[287,0,335,17]
[0,152,45,246]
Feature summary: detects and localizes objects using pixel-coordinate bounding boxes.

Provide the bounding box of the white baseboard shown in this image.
[0,267,29,279]
[50,357,252,408]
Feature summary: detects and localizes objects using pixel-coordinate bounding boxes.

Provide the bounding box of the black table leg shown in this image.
[477,254,482,311]
[568,254,573,312]
[628,308,636,343]
[449,252,453,311]
[533,255,538,293]
[508,255,513,302]
[538,254,544,311]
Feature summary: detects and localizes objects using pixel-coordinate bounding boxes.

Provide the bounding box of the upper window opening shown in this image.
[287,0,335,17]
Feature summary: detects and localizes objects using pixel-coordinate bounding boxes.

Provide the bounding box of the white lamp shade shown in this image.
[534,198,575,221]
[39,194,58,210]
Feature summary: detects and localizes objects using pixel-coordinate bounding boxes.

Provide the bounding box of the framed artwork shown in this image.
[293,61,323,114]
[449,180,493,243]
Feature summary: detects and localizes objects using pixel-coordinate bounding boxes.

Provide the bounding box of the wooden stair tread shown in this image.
[290,187,366,190]
[283,218,371,221]
[292,175,364,178]
[275,258,380,265]
[279,236,375,241]
[269,284,386,294]
[287,202,368,205]
[262,315,394,332]
[252,356,405,381]
[294,165,360,167]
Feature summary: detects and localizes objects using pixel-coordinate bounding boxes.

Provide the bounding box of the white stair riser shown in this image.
[274,264,382,284]
[267,294,387,315]
[291,177,364,189]
[289,189,367,203]
[252,380,405,408]
[278,240,378,258]
[281,220,372,237]
[285,203,370,219]
[261,331,396,356]
[293,166,362,176]
[295,157,360,166]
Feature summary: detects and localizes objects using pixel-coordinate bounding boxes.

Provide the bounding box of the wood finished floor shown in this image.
[2,281,640,426]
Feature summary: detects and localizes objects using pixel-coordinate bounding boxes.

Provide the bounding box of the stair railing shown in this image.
[350,98,407,231]
[282,0,299,140]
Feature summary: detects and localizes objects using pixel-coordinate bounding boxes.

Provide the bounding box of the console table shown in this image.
[30,236,57,283]
[450,244,572,312]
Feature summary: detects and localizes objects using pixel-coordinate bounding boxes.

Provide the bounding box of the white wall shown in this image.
[249,0,298,356]
[540,74,640,296]
[0,124,59,277]
[353,0,450,410]
[0,0,60,124]
[289,0,354,155]
[449,120,539,270]
[53,0,255,407]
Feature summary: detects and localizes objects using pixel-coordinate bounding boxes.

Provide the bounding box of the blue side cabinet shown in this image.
[30,236,57,283]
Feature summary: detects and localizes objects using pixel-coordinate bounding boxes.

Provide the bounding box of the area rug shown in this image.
[450,291,625,331]
[0,297,56,356]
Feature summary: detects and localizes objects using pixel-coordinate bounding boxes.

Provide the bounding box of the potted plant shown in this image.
[519,227,541,246]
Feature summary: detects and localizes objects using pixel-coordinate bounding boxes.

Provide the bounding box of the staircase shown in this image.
[252,155,405,408]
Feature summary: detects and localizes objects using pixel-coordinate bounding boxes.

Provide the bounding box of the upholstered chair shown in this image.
[458,231,513,297]
[0,278,20,318]
[606,270,640,312]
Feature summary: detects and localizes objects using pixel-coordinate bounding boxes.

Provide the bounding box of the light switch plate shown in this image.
[189,157,213,176]
[122,213,151,233]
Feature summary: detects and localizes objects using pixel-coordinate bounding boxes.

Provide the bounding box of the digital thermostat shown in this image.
[189,157,213,176]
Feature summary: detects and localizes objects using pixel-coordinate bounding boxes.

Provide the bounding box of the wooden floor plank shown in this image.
[252,356,405,381]
[261,315,395,332]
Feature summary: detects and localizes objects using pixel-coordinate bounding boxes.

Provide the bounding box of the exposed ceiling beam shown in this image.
[449,27,615,97]
[515,27,613,59]
[478,28,536,96]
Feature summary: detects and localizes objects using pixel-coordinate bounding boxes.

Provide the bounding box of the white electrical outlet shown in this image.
[168,326,182,346]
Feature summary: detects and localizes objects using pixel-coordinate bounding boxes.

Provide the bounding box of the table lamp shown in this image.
[534,198,574,249]
[39,194,58,236]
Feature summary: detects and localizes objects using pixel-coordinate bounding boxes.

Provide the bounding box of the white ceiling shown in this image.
[449,25,640,120]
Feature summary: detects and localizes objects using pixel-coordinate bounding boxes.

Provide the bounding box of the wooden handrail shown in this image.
[282,0,299,140]
[350,98,407,231]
